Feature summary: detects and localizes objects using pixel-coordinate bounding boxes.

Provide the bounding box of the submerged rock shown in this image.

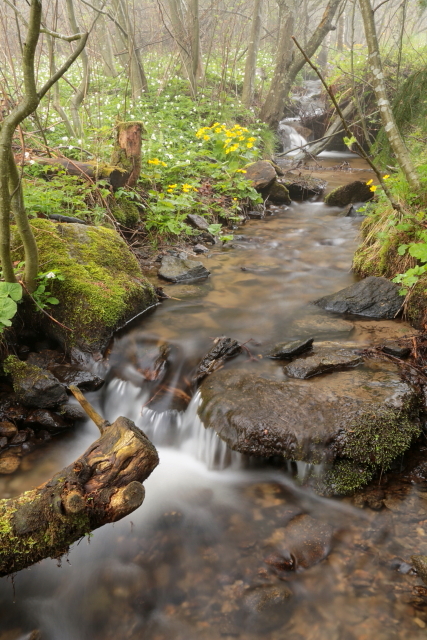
[199,362,421,494]
[3,356,67,409]
[25,409,68,431]
[11,220,157,354]
[290,312,354,338]
[264,514,333,570]
[315,276,403,319]
[284,345,361,379]
[242,584,292,632]
[324,180,373,207]
[382,343,411,359]
[159,254,210,283]
[266,338,314,360]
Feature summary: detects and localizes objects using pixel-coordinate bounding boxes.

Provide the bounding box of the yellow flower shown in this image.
[366,179,373,185]
[232,198,238,201]
[168,184,177,189]
[182,183,193,192]
[225,149,231,154]
[193,187,198,191]
[215,128,222,133]
[370,185,378,192]
[203,135,210,141]
[148,158,160,165]
[236,169,247,174]
[383,174,390,180]
[161,161,167,167]
[247,143,253,149]
[238,136,245,141]
[247,137,256,142]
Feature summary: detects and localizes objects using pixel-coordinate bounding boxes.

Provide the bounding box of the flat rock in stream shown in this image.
[192,337,241,385]
[243,160,277,190]
[159,254,210,283]
[315,276,403,319]
[266,338,314,359]
[284,345,362,379]
[290,311,354,337]
[199,362,421,494]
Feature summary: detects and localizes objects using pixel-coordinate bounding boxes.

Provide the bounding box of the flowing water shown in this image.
[1,154,427,640]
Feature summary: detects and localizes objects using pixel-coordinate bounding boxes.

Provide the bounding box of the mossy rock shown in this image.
[12,220,157,354]
[3,355,68,408]
[406,275,427,328]
[199,360,422,495]
[325,181,373,208]
[263,180,291,205]
[110,199,140,228]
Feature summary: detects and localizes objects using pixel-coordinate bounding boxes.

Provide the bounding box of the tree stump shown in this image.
[111,122,144,187]
[0,386,158,576]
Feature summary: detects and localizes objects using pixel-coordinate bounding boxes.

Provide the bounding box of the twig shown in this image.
[69,385,110,433]
[291,36,402,213]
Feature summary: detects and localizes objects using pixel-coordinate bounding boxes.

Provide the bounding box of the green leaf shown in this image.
[46,297,59,305]
[397,244,408,256]
[0,282,22,301]
[0,297,17,322]
[408,243,427,263]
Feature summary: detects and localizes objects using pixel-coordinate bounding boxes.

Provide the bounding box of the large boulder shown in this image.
[264,181,291,205]
[315,276,403,319]
[324,180,373,207]
[12,220,157,354]
[198,362,421,494]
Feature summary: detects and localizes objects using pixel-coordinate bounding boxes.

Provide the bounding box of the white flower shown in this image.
[45,272,56,279]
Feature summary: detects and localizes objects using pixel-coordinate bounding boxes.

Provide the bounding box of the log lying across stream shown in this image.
[0,386,159,577]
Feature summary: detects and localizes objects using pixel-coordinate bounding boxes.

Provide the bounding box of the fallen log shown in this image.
[26,156,130,188]
[0,385,159,577]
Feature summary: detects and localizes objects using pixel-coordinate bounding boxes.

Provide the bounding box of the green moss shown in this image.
[111,199,140,227]
[343,405,421,468]
[11,219,157,352]
[323,460,374,496]
[3,355,48,391]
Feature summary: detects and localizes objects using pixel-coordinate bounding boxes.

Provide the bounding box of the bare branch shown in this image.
[3,0,84,41]
[38,32,89,99]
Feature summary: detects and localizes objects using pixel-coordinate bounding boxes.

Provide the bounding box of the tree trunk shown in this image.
[111,122,143,187]
[94,0,118,78]
[0,388,158,577]
[188,0,203,81]
[242,0,264,107]
[336,12,345,51]
[111,0,148,99]
[66,0,90,138]
[260,0,341,128]
[358,0,420,191]
[259,0,294,126]
[167,0,197,97]
[47,34,76,138]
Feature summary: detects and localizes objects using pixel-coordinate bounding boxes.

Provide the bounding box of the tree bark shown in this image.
[242,0,264,107]
[260,0,341,128]
[66,0,90,137]
[0,390,159,577]
[110,0,148,99]
[111,122,143,187]
[358,0,420,191]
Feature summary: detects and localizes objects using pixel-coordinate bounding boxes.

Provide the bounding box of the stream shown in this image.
[1,153,427,640]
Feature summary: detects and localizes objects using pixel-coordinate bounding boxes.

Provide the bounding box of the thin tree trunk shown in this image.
[47,34,76,138]
[260,0,341,127]
[188,0,203,81]
[242,0,264,107]
[358,0,420,191]
[111,0,148,99]
[66,0,90,137]
[167,0,197,97]
[8,155,39,291]
[94,0,118,77]
[337,11,345,50]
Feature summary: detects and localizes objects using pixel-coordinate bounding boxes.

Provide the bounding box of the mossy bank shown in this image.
[12,219,157,354]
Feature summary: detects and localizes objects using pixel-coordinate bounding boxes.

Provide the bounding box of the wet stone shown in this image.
[412,555,427,585]
[10,430,28,445]
[315,276,403,319]
[0,454,20,474]
[242,584,293,632]
[266,338,314,360]
[382,343,411,358]
[247,210,265,219]
[193,243,209,254]
[243,160,277,190]
[26,349,65,368]
[0,421,17,438]
[25,409,68,432]
[48,364,104,391]
[159,254,210,283]
[57,403,86,422]
[324,180,373,207]
[0,437,7,449]
[290,312,354,338]
[284,346,362,379]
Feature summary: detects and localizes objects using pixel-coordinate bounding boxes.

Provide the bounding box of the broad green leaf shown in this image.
[0,297,17,321]
[0,282,22,301]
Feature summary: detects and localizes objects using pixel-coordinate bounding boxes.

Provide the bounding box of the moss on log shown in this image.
[0,412,158,576]
[28,156,130,188]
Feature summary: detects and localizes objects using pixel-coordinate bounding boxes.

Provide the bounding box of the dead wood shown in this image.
[0,390,159,577]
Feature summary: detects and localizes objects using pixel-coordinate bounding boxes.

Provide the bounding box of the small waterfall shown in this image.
[277,122,308,154]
